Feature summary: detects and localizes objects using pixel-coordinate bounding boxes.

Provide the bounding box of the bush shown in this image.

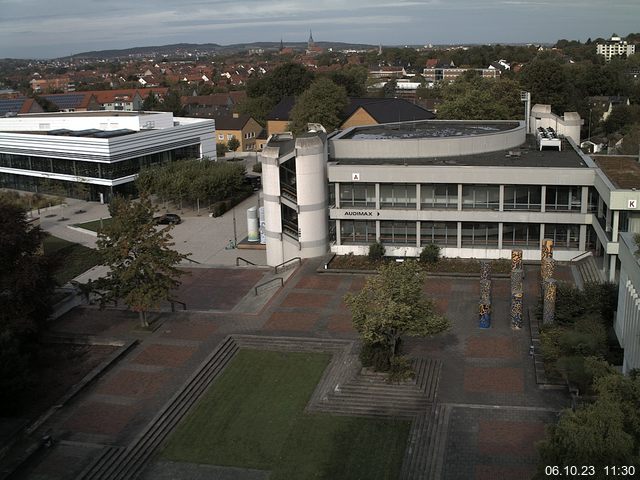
[216,143,227,157]
[388,355,415,383]
[368,241,385,261]
[210,200,228,217]
[252,162,262,173]
[419,243,440,264]
[360,342,392,372]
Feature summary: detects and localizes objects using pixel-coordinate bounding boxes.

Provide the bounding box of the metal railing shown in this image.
[569,251,593,263]
[254,277,284,295]
[168,299,187,312]
[274,256,301,274]
[236,257,257,266]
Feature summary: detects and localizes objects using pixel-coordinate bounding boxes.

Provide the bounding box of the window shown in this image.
[340,220,376,244]
[227,134,234,140]
[545,186,582,211]
[502,223,540,247]
[461,223,499,247]
[421,184,457,209]
[380,221,416,245]
[339,183,376,208]
[461,185,499,210]
[545,224,580,249]
[380,183,417,209]
[420,221,457,246]
[503,185,541,211]
[218,134,224,140]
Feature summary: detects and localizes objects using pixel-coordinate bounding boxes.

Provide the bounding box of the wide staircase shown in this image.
[571,253,605,288]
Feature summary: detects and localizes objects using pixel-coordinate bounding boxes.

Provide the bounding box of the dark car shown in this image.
[154,213,182,225]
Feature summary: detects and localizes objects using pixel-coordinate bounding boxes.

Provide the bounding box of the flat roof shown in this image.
[12,111,155,118]
[594,155,640,189]
[330,135,588,168]
[340,120,520,140]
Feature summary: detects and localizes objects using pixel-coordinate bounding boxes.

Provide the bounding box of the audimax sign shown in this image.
[343,211,381,217]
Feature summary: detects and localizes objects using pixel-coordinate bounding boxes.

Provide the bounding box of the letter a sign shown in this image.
[629,199,637,209]
[352,173,360,181]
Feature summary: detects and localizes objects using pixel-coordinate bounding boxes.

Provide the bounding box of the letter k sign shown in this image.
[629,199,637,209]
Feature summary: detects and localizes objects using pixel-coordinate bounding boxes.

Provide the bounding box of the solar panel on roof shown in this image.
[92,129,136,138]
[42,94,85,109]
[0,99,25,115]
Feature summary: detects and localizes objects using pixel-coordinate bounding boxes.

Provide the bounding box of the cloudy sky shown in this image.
[1,0,638,59]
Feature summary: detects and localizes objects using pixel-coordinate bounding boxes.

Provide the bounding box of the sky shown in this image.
[1,0,639,59]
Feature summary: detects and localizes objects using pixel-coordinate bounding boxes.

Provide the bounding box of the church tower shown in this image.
[308,30,315,49]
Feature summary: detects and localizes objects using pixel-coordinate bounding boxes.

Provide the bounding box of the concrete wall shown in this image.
[331,121,525,159]
[530,104,582,144]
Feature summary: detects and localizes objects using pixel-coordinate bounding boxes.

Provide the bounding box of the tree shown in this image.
[216,142,227,158]
[289,78,348,134]
[438,76,523,120]
[0,202,55,410]
[344,261,450,363]
[89,195,189,327]
[237,95,274,126]
[246,62,315,103]
[227,136,240,152]
[519,57,573,113]
[535,363,640,477]
[141,91,161,111]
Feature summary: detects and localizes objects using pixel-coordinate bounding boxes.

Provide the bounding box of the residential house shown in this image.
[597,35,636,62]
[588,96,631,121]
[215,113,263,152]
[0,98,44,116]
[181,92,247,118]
[38,92,101,112]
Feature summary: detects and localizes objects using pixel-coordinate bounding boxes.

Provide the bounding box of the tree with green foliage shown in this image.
[535,361,640,477]
[438,75,523,120]
[0,202,55,410]
[89,195,188,327]
[325,65,368,97]
[246,62,315,103]
[519,57,573,113]
[344,261,450,364]
[216,142,227,158]
[289,78,348,134]
[237,95,274,126]
[141,91,161,111]
[227,136,240,152]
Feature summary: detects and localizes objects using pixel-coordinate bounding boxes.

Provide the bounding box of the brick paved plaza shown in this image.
[7,261,572,480]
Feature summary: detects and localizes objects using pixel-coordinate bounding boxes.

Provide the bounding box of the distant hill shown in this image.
[66,41,377,60]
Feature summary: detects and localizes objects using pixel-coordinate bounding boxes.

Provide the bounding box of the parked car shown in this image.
[153,213,182,225]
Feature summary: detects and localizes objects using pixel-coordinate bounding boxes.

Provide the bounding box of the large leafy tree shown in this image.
[535,361,640,476]
[437,74,523,120]
[0,202,55,409]
[288,78,348,134]
[89,195,188,327]
[344,260,450,358]
[246,62,315,103]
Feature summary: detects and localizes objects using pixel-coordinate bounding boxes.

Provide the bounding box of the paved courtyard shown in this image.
[5,260,572,480]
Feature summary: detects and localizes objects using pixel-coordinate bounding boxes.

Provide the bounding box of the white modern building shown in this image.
[596,35,636,62]
[0,111,216,202]
[260,105,640,284]
[615,232,640,373]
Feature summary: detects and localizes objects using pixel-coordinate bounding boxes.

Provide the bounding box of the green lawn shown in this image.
[42,234,101,285]
[73,217,112,233]
[162,349,410,480]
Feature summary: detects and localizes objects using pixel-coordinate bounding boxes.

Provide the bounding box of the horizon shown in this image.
[1,0,638,59]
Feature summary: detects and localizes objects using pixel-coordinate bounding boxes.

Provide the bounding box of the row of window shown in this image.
[338,220,585,249]
[334,183,596,212]
[0,145,199,180]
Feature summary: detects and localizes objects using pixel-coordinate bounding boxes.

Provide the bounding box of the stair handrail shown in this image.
[236,256,257,266]
[254,277,284,295]
[569,251,593,263]
[274,256,301,274]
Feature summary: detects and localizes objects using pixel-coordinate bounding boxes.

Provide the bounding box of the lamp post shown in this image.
[588,108,592,142]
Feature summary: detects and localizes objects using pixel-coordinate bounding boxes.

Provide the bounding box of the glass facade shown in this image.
[380,221,417,245]
[420,184,457,209]
[461,185,500,210]
[461,222,499,247]
[340,220,376,244]
[545,223,580,249]
[420,221,457,246]
[545,186,582,211]
[503,185,542,211]
[0,144,199,182]
[502,223,540,247]
[380,184,416,209]
[339,183,376,208]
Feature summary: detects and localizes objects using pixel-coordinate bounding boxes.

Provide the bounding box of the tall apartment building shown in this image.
[597,35,636,62]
